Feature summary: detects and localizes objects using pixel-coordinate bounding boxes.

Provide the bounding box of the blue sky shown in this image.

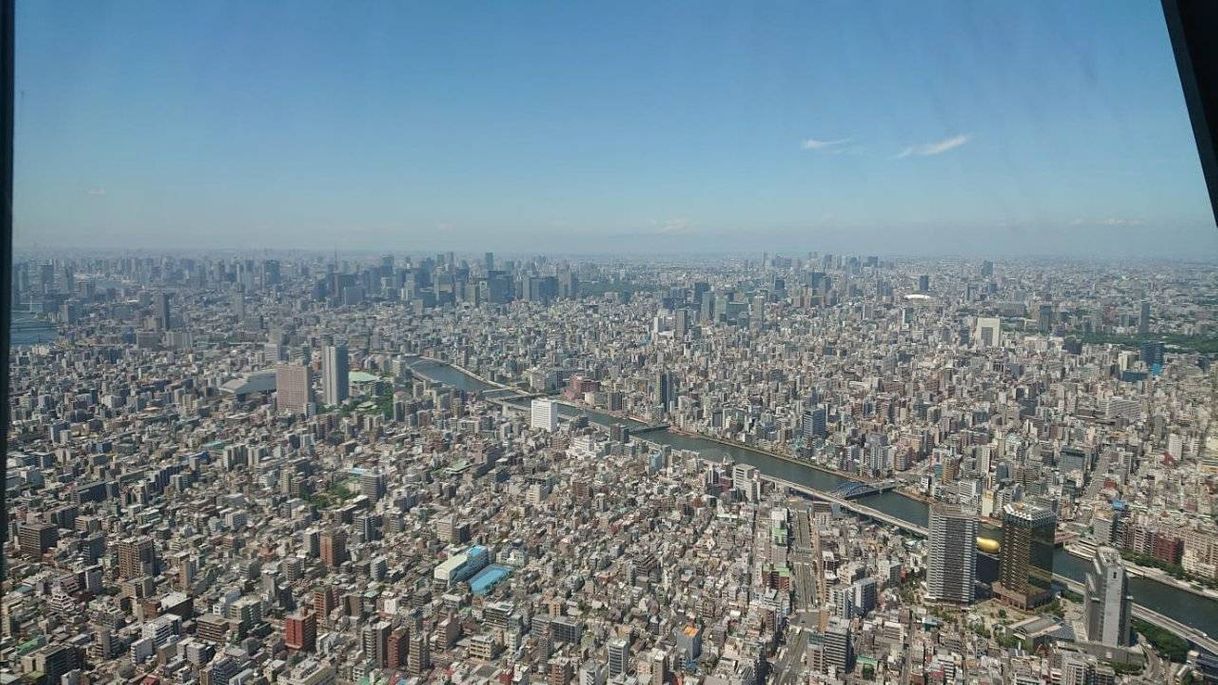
[14,1,1217,255]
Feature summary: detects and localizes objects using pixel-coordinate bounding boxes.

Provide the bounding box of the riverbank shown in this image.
[661,427,862,481]
[551,398,654,428]
[407,355,511,391]
[1066,542,1218,601]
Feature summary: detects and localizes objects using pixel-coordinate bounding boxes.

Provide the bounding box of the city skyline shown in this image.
[13,1,1217,256]
[8,251,1218,683]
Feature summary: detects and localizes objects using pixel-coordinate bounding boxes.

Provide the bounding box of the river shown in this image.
[408,358,1218,638]
[10,313,57,346]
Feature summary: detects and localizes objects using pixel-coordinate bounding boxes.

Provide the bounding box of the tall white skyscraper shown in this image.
[322,344,349,407]
[531,399,558,432]
[926,504,978,604]
[1084,546,1133,647]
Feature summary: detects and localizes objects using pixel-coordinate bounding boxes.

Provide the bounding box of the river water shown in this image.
[410,359,1218,637]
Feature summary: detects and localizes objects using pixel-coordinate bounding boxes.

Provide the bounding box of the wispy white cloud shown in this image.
[801,137,852,152]
[1069,217,1145,227]
[86,187,106,196]
[649,217,695,235]
[896,134,971,158]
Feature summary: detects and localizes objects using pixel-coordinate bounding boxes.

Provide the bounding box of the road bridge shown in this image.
[830,479,902,499]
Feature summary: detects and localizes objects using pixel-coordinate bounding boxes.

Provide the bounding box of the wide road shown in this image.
[790,508,818,611]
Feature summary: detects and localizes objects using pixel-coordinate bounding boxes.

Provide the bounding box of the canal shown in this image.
[408,358,1218,638]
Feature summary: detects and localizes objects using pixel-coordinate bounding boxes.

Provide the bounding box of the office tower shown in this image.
[1140,340,1165,373]
[823,619,854,673]
[654,371,676,411]
[531,399,558,433]
[851,577,878,615]
[1138,300,1151,335]
[156,291,172,330]
[980,260,994,277]
[974,317,1001,348]
[674,309,689,338]
[484,252,494,272]
[231,290,246,319]
[322,344,349,407]
[320,530,346,568]
[275,364,312,415]
[1084,547,1133,647]
[997,502,1057,609]
[1038,303,1055,334]
[263,259,281,285]
[926,504,978,604]
[802,406,828,440]
[917,274,930,293]
[607,636,630,677]
[117,536,157,579]
[284,612,317,652]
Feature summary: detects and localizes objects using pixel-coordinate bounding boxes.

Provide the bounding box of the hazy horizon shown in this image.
[14,1,1218,256]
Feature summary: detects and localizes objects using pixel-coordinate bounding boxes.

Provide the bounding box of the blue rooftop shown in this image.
[470,564,511,596]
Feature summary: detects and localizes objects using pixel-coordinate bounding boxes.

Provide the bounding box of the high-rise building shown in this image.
[997,502,1057,609]
[1084,547,1133,647]
[387,628,409,670]
[974,317,1001,348]
[284,612,317,652]
[926,504,978,604]
[359,469,386,501]
[917,274,930,293]
[322,344,349,407]
[275,364,312,415]
[313,587,337,624]
[407,629,430,676]
[156,291,172,330]
[531,399,558,433]
[823,618,854,673]
[320,530,346,568]
[1138,300,1151,335]
[117,536,157,579]
[1038,303,1055,334]
[18,522,58,558]
[607,636,630,677]
[361,620,390,667]
[802,407,828,440]
[654,371,676,411]
[231,290,246,319]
